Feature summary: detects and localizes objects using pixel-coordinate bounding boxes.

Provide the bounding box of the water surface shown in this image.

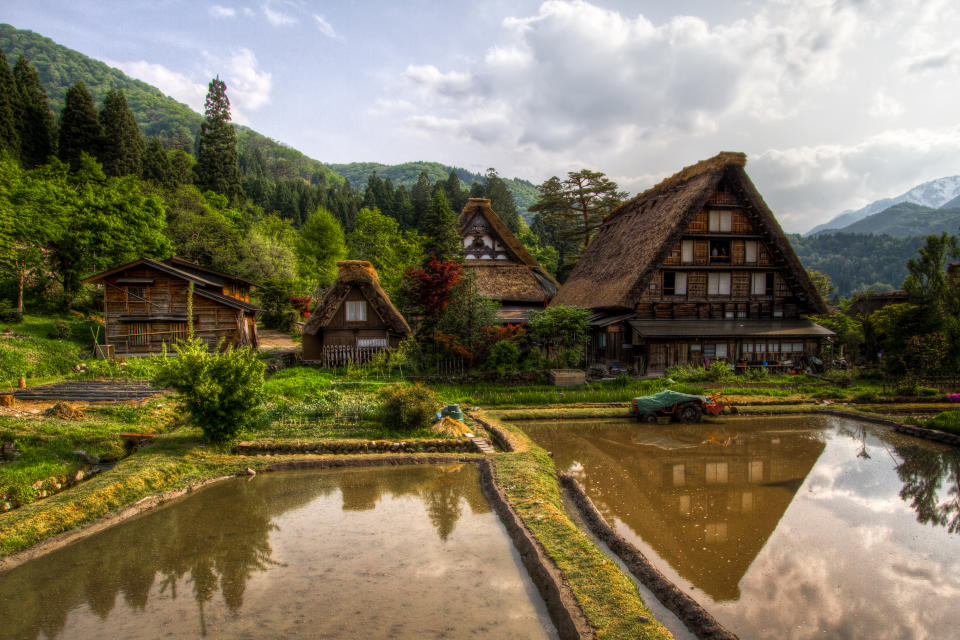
[0,464,556,640]
[523,415,960,640]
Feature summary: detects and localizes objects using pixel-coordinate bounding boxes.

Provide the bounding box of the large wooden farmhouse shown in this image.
[302,261,411,366]
[83,258,261,355]
[459,197,559,323]
[551,152,833,373]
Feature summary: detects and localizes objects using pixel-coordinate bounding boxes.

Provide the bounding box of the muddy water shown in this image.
[0,464,557,640]
[523,415,960,640]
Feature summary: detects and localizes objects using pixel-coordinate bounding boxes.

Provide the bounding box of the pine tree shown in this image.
[484,168,521,234]
[142,136,173,187]
[411,171,432,230]
[531,169,627,254]
[99,89,144,177]
[14,56,55,168]
[57,81,102,170]
[0,50,20,159]
[421,185,462,262]
[443,170,468,213]
[195,76,243,201]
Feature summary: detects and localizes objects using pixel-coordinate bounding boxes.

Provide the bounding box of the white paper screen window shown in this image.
[675,272,687,294]
[708,273,731,295]
[345,301,366,322]
[357,337,387,348]
[745,240,757,263]
[708,211,731,232]
[681,240,694,263]
[752,272,767,295]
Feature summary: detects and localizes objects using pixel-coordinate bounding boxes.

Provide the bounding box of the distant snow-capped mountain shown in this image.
[806,175,960,236]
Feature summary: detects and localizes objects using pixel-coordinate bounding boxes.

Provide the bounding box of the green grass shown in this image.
[919,410,960,435]
[0,402,173,508]
[0,314,104,387]
[432,377,705,407]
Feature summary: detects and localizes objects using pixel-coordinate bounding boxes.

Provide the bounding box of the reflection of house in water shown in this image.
[538,419,825,601]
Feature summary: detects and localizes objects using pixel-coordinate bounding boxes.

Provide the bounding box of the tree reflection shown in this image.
[895,444,960,534]
[0,464,492,640]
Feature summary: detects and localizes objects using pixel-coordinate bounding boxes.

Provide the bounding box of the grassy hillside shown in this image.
[0,24,342,185]
[789,232,925,297]
[328,160,540,217]
[838,202,960,237]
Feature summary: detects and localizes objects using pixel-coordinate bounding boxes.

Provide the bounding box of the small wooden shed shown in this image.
[302,261,411,366]
[82,257,261,355]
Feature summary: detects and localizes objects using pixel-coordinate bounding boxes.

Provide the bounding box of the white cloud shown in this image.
[206,48,273,123]
[106,48,272,126]
[105,59,207,112]
[262,4,297,27]
[242,7,255,17]
[868,92,904,118]
[208,5,236,19]
[313,14,335,38]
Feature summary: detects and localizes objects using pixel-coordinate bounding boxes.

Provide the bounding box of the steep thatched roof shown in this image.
[302,261,411,336]
[551,152,827,314]
[458,198,559,304]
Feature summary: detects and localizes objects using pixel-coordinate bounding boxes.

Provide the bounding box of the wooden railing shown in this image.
[320,344,384,368]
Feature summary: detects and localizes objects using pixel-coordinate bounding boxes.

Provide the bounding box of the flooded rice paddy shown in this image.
[523,415,960,640]
[0,464,557,640]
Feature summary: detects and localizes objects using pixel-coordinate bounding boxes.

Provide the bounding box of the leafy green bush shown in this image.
[919,386,941,397]
[154,338,265,443]
[613,373,631,387]
[376,383,438,432]
[852,390,878,403]
[0,300,23,324]
[744,367,770,381]
[488,340,520,373]
[47,320,71,340]
[923,411,960,435]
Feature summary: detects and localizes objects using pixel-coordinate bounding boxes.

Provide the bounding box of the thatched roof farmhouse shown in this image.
[551,152,833,373]
[459,197,559,323]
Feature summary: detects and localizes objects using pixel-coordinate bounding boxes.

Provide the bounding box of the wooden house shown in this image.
[550,152,833,373]
[301,261,411,366]
[83,258,261,355]
[845,290,909,318]
[459,198,559,323]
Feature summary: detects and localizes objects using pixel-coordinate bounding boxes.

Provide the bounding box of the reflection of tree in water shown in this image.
[0,464,492,640]
[0,477,282,640]
[333,464,490,541]
[895,444,960,534]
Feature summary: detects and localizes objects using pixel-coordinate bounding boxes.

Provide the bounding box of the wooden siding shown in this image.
[302,285,401,360]
[100,265,254,355]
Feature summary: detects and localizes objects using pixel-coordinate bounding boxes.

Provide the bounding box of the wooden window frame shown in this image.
[345,300,367,322]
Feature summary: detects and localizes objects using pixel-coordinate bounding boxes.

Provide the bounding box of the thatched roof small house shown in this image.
[459,198,559,322]
[302,261,411,365]
[551,152,832,373]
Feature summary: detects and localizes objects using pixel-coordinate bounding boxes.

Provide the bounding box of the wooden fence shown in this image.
[436,357,465,377]
[320,344,385,368]
[882,376,960,394]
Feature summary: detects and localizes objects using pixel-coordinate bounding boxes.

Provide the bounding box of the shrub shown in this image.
[745,367,770,381]
[488,340,520,374]
[376,383,438,432]
[852,390,878,403]
[612,372,631,387]
[708,361,735,382]
[0,300,23,324]
[919,386,941,397]
[47,320,71,340]
[923,410,960,435]
[154,338,265,443]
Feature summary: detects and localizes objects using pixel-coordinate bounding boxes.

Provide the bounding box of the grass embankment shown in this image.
[0,315,101,387]
[479,410,671,640]
[0,403,174,508]
[909,410,960,436]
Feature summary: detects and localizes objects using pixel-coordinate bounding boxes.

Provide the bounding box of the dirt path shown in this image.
[257,328,299,350]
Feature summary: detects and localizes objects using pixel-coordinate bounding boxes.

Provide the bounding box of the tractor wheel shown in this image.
[678,404,702,423]
[642,413,658,424]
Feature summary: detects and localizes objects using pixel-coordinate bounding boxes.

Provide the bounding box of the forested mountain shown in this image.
[833,202,960,237]
[0,24,343,187]
[788,232,925,296]
[806,175,960,235]
[327,160,540,218]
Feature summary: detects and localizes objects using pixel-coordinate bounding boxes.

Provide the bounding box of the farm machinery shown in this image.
[629,390,737,423]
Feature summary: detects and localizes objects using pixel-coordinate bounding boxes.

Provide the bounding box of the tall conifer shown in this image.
[421,185,462,262]
[142,136,173,187]
[0,50,20,159]
[195,76,243,201]
[14,56,55,168]
[99,89,144,176]
[58,81,102,170]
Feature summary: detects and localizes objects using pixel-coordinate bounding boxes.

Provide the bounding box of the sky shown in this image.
[4,0,960,232]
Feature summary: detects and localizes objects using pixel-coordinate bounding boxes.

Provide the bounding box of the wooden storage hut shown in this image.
[301,261,411,366]
[551,152,833,374]
[83,258,261,355]
[459,198,559,323]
